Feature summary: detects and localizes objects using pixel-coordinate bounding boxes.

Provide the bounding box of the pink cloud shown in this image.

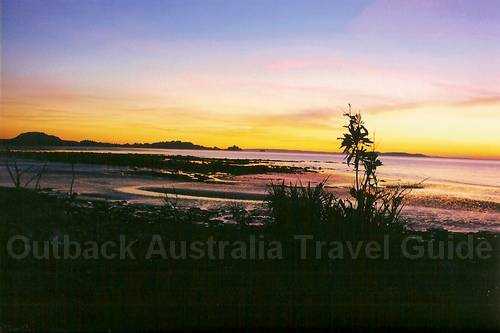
[264,57,379,74]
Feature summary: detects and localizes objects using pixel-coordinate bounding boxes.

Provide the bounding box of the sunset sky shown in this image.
[1,0,499,158]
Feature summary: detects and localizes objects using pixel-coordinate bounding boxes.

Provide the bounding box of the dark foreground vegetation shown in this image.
[0,187,499,331]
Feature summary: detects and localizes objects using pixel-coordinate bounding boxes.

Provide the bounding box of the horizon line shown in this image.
[1,131,499,162]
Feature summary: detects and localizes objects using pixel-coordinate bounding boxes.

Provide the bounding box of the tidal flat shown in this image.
[1,150,498,232]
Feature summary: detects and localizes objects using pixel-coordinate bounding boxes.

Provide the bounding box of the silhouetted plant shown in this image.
[266,180,337,232]
[5,159,28,188]
[69,163,76,196]
[338,109,411,231]
[160,189,181,222]
[339,104,374,193]
[266,107,414,236]
[228,202,252,226]
[25,163,47,190]
[4,158,46,190]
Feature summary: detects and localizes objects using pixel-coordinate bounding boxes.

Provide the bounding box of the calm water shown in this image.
[3,147,499,232]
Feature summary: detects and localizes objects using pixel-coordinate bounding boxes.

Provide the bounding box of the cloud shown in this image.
[453,96,500,108]
[1,107,87,123]
[365,96,500,115]
[265,57,374,72]
[246,107,345,131]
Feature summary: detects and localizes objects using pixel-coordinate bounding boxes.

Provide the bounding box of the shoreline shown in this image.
[1,153,499,232]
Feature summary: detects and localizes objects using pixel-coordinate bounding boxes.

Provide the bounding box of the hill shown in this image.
[0,132,221,150]
[0,132,78,146]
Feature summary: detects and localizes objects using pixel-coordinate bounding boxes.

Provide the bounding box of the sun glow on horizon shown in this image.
[1,0,499,159]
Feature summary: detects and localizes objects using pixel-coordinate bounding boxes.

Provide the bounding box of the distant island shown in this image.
[378,152,429,158]
[0,132,243,151]
[1,132,431,157]
[226,145,242,151]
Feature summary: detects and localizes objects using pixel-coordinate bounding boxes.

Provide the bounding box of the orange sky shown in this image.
[2,86,499,159]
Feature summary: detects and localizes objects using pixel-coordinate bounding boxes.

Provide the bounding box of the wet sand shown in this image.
[142,186,266,201]
[1,157,499,232]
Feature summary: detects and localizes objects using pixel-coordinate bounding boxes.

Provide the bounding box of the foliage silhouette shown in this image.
[4,158,47,190]
[266,108,413,236]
